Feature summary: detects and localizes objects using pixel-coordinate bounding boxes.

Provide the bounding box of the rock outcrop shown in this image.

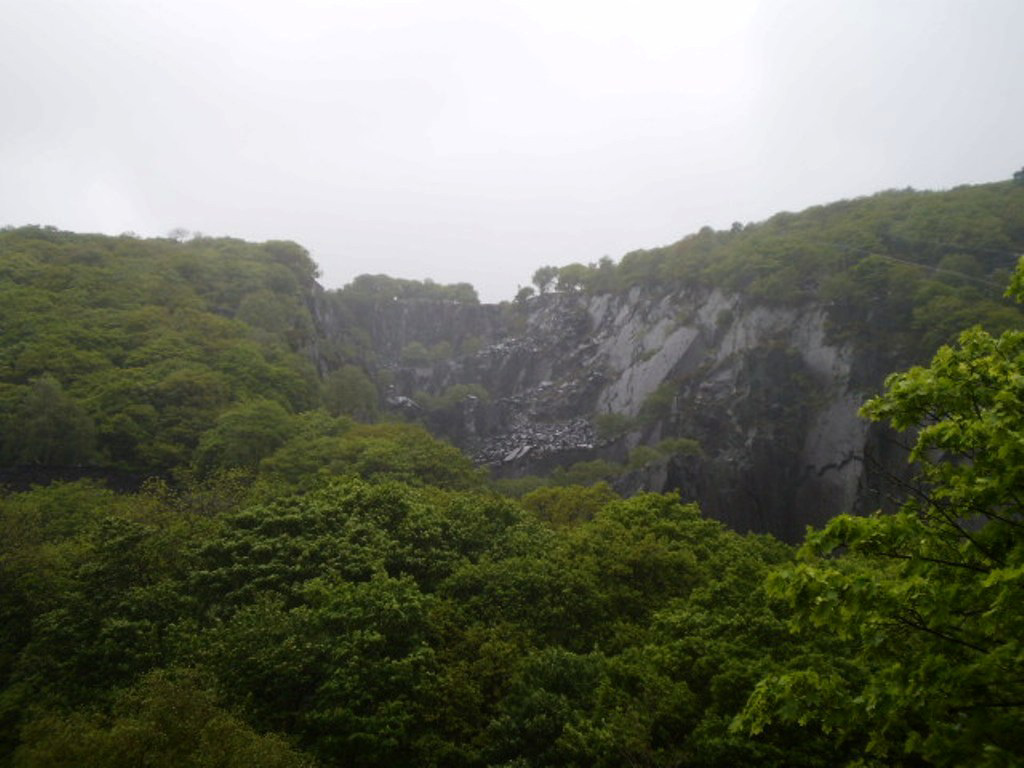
[314,286,907,541]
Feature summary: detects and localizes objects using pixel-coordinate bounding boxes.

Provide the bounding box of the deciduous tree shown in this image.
[739,260,1024,766]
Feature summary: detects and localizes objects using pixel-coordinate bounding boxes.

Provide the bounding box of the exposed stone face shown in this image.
[312,286,905,542]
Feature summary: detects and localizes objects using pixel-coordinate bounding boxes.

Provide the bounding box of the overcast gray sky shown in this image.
[2,0,1021,301]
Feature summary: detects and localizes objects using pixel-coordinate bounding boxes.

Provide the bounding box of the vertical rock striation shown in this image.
[313,286,904,541]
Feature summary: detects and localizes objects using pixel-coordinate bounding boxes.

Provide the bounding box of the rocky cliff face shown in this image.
[315,287,906,541]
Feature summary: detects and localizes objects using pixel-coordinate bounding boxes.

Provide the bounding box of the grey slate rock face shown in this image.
[312,287,909,542]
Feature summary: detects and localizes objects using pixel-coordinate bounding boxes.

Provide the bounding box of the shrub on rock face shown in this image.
[321,365,378,420]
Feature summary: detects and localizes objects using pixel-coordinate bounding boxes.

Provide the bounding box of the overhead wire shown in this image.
[833,237,1023,290]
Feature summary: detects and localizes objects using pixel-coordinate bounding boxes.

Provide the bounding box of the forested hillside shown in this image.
[0,229,321,471]
[533,181,1024,349]
[1,179,1023,765]
[352,181,1024,539]
[0,228,480,488]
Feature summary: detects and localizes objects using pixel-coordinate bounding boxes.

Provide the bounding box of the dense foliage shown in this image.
[0,227,323,471]
[0,226,480,478]
[1,472,818,766]
[737,282,1024,766]
[532,182,1024,371]
[2,179,1024,765]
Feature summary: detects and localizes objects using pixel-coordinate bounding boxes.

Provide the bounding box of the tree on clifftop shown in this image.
[531,265,558,294]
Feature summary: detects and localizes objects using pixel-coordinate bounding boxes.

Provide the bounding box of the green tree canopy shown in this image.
[320,365,378,420]
[531,265,559,294]
[2,375,96,465]
[739,259,1024,766]
[195,399,297,472]
[13,669,315,768]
